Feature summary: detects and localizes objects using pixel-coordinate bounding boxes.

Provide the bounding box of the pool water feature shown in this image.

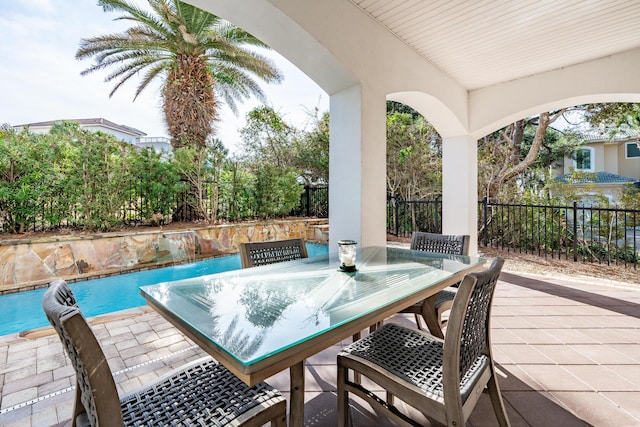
[0,243,328,337]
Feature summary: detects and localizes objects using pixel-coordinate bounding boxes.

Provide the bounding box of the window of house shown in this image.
[625,142,640,159]
[574,147,594,171]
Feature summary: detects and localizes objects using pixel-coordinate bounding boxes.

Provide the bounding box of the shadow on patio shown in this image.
[1,270,638,426]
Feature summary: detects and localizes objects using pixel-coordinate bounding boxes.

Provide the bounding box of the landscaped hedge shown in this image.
[0,123,305,233]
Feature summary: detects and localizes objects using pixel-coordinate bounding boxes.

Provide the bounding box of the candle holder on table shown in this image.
[338,240,357,272]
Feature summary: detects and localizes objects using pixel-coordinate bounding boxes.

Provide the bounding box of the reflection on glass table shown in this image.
[141,245,485,427]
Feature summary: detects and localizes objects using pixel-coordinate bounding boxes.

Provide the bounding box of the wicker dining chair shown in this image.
[42,279,286,427]
[400,232,470,338]
[240,238,308,268]
[337,258,509,427]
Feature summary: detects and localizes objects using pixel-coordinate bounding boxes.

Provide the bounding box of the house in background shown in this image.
[556,127,640,202]
[13,118,171,153]
[135,136,172,153]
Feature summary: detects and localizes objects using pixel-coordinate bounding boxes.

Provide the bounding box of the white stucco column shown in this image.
[442,135,478,254]
[329,84,386,249]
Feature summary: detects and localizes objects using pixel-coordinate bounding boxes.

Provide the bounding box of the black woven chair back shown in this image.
[410,232,470,256]
[240,238,308,268]
[42,279,124,426]
[444,258,504,382]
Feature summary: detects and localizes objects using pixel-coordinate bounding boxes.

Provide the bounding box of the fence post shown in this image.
[394,194,400,236]
[305,186,311,217]
[573,201,578,262]
[483,196,488,247]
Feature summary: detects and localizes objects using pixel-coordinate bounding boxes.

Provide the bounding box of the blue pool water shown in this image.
[0,243,328,336]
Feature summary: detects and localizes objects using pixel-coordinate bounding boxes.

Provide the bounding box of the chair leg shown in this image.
[71,382,84,427]
[337,363,350,427]
[487,367,511,427]
[272,410,287,427]
[420,296,444,339]
[369,321,383,333]
[289,361,305,427]
[413,313,423,330]
[352,329,362,386]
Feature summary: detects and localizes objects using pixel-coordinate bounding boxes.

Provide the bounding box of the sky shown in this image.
[0,0,328,154]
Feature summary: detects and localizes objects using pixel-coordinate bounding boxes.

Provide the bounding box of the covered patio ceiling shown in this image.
[186,0,640,249]
[351,0,640,91]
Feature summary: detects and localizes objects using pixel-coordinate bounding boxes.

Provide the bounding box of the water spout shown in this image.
[158,231,199,264]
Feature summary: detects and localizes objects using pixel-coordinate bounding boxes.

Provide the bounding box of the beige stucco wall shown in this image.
[0,219,329,294]
[562,141,640,182]
[603,144,619,174]
[618,143,640,179]
[590,143,604,172]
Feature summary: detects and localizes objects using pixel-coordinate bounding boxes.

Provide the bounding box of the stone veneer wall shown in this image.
[0,219,329,294]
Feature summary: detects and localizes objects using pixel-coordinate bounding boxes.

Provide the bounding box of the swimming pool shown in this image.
[0,243,328,336]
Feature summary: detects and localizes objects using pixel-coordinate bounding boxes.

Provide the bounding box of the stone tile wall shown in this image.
[0,219,328,294]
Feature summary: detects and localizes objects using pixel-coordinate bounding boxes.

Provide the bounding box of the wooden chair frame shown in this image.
[401,232,470,337]
[338,258,510,427]
[42,279,286,427]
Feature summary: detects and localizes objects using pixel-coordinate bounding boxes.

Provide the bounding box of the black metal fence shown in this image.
[8,184,639,268]
[174,184,329,221]
[387,196,640,268]
[1,184,329,234]
[291,185,328,218]
[173,184,329,222]
[386,194,442,236]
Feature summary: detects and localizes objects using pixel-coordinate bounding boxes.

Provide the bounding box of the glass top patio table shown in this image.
[140,246,484,381]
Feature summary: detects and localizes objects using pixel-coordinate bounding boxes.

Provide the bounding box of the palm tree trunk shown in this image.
[164,55,216,149]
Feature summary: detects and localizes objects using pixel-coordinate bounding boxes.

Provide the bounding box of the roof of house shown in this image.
[556,171,637,184]
[15,118,146,137]
[580,127,639,144]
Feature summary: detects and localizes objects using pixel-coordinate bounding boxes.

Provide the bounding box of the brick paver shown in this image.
[0,270,638,426]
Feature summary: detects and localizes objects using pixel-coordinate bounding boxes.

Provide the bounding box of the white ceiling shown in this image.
[349,0,640,90]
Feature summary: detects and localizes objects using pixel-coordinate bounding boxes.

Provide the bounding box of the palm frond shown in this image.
[106,63,150,97]
[80,0,283,147]
[213,65,268,114]
[99,0,171,36]
[135,63,168,98]
[176,0,219,37]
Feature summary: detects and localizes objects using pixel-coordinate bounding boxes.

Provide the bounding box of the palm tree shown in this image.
[76,0,282,150]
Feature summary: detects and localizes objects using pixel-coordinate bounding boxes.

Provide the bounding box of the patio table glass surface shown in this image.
[140,246,484,367]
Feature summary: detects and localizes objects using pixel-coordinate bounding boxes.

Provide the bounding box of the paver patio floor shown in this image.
[1,266,639,426]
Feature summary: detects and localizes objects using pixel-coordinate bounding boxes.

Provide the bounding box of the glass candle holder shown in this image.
[338,240,357,272]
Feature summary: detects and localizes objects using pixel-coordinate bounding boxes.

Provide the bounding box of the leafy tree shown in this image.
[239,106,330,186]
[620,183,640,211]
[477,111,573,200]
[386,111,441,200]
[387,100,422,120]
[0,122,140,232]
[172,144,226,221]
[128,147,184,221]
[235,106,305,217]
[582,103,640,129]
[57,123,135,230]
[0,128,60,232]
[383,102,587,203]
[475,105,626,203]
[252,163,303,218]
[293,109,329,185]
[238,106,297,167]
[77,0,282,149]
[218,161,255,220]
